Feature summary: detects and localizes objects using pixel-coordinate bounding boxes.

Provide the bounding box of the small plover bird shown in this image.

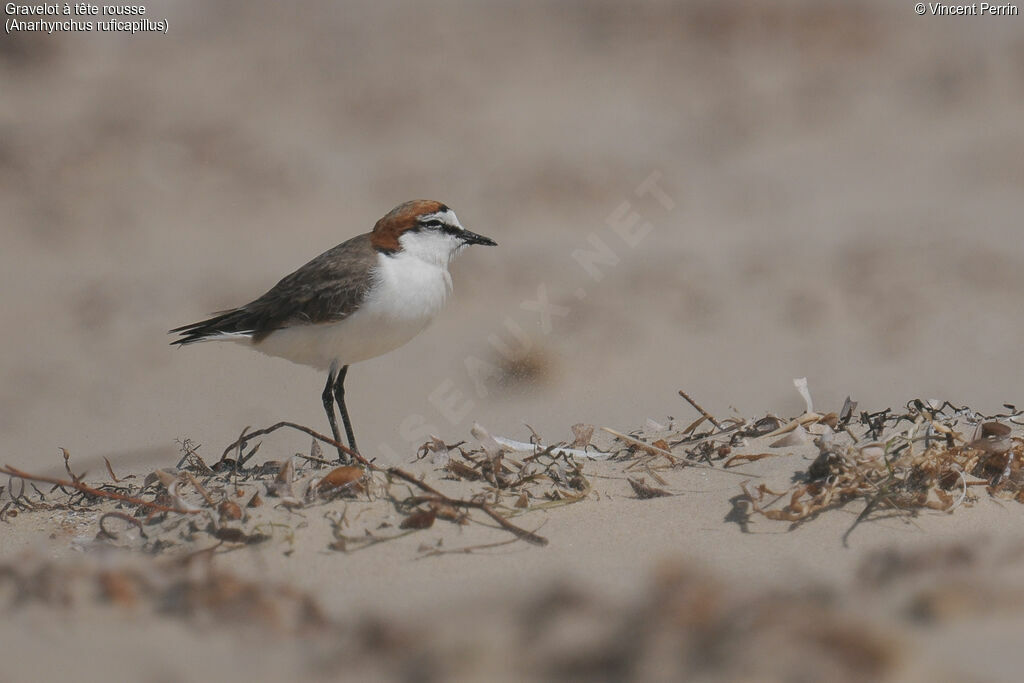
[170,200,496,461]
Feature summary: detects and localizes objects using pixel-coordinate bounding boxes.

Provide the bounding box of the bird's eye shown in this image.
[421,220,443,229]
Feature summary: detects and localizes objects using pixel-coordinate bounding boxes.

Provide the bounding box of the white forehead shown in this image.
[422,208,463,230]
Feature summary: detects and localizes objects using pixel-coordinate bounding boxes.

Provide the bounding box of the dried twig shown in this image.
[184,472,216,507]
[678,389,722,430]
[220,421,372,468]
[417,536,524,558]
[387,468,548,546]
[602,427,678,463]
[60,448,83,484]
[602,427,757,477]
[99,511,149,540]
[103,457,122,483]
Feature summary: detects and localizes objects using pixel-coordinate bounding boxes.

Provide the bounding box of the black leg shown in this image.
[322,367,346,461]
[333,364,359,456]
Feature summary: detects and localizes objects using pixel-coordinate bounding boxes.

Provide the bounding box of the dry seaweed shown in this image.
[0,551,327,633]
[0,550,910,681]
[4,386,1021,559]
[734,394,1024,537]
[1,419,590,555]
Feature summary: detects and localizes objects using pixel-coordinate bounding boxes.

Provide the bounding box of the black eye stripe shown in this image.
[418,218,463,236]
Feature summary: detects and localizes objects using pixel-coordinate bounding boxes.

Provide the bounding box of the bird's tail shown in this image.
[169,309,253,346]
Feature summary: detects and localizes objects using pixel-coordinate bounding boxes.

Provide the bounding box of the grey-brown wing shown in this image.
[170,233,377,345]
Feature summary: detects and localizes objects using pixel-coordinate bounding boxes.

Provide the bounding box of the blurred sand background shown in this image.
[2,1,1024,680]
[3,0,1023,474]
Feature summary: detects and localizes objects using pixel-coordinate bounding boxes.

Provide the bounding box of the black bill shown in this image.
[461,230,497,246]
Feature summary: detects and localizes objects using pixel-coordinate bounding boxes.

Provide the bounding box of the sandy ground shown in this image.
[2,408,1024,682]
[2,0,1024,680]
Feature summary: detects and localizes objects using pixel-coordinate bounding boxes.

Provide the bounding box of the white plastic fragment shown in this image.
[645,418,667,432]
[425,435,451,466]
[492,436,606,460]
[471,423,507,459]
[770,423,808,448]
[793,377,814,414]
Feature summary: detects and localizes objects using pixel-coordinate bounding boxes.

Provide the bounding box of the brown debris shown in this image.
[399,508,437,530]
[218,499,243,522]
[445,459,481,481]
[969,421,1012,455]
[724,452,778,468]
[316,466,366,495]
[98,569,139,607]
[628,477,672,499]
[266,458,295,498]
[570,423,595,449]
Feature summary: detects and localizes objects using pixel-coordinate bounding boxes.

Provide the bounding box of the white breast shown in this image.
[250,251,453,370]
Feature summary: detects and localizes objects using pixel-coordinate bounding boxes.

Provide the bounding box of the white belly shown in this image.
[246,252,452,371]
